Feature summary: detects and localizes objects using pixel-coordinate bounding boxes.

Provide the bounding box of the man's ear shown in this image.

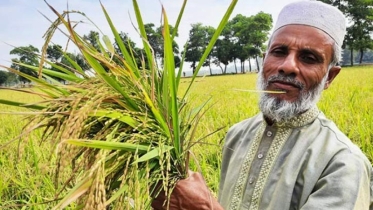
[324,65,341,89]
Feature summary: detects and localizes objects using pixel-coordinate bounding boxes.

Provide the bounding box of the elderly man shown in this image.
[152,1,373,209]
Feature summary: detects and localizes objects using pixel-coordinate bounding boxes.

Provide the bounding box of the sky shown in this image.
[0,0,299,71]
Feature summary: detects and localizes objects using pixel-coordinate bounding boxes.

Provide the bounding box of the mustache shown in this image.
[266,74,305,89]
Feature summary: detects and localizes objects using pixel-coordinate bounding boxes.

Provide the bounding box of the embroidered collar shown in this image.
[268,106,320,128]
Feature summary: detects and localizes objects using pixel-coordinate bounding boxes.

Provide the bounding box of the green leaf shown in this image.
[44,59,77,77]
[100,2,140,78]
[60,52,87,76]
[103,35,115,58]
[132,0,156,73]
[65,139,150,153]
[0,64,69,96]
[90,110,140,128]
[182,0,239,101]
[132,146,174,164]
[97,35,111,59]
[176,42,188,90]
[39,73,65,85]
[105,184,128,206]
[0,99,45,110]
[162,7,181,156]
[41,68,83,83]
[140,88,171,138]
[172,0,187,40]
[80,50,138,111]
[14,62,77,82]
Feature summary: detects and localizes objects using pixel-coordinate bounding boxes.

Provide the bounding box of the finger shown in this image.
[187,169,194,177]
[184,170,200,181]
[151,199,166,210]
[153,190,166,201]
[190,171,205,183]
[151,194,171,210]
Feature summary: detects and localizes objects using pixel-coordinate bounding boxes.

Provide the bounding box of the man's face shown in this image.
[258,25,341,121]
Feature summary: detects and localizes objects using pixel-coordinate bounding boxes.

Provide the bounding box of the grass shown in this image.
[319,66,373,157]
[1,66,372,208]
[0,91,57,208]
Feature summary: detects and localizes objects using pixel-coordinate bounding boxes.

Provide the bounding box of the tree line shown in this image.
[0,12,272,86]
[1,1,372,86]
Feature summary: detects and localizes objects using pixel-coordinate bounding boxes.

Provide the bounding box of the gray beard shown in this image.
[257,72,328,122]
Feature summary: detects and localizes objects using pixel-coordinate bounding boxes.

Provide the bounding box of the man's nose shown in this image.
[278,53,299,77]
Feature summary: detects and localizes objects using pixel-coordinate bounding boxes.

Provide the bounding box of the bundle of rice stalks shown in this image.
[0,0,238,209]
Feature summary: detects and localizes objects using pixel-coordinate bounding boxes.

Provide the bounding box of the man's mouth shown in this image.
[269,80,301,91]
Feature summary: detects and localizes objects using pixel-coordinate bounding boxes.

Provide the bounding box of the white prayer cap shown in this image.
[273,0,346,47]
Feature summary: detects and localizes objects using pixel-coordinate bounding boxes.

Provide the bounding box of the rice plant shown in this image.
[0,0,238,209]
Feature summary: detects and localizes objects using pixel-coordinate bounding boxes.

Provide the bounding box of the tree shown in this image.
[229,12,272,73]
[355,49,373,63]
[45,44,89,84]
[83,31,101,52]
[212,36,234,74]
[10,45,39,84]
[247,47,261,72]
[144,23,162,64]
[144,23,181,68]
[210,21,241,74]
[201,26,216,75]
[230,14,250,73]
[319,0,348,11]
[5,71,18,86]
[0,71,8,86]
[344,26,356,65]
[82,30,113,72]
[348,0,373,64]
[195,26,215,75]
[159,25,181,69]
[59,52,90,72]
[46,44,63,62]
[321,0,373,65]
[223,22,241,74]
[46,44,66,83]
[114,32,149,69]
[45,44,90,84]
[184,23,215,74]
[247,12,272,71]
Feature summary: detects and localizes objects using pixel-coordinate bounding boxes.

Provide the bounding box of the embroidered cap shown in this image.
[273,0,346,47]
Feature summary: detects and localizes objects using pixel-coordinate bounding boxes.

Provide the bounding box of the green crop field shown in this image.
[1,66,372,208]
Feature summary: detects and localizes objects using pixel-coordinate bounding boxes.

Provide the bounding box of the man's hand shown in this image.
[151,171,223,210]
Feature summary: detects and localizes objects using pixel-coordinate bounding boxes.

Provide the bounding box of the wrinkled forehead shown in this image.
[270,24,335,46]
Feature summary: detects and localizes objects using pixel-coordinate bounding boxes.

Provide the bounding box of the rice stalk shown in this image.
[0,0,238,209]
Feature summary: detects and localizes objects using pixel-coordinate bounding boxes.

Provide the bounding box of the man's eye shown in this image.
[300,54,317,63]
[271,49,286,56]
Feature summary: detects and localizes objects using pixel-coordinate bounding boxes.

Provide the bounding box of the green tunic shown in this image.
[218,107,373,210]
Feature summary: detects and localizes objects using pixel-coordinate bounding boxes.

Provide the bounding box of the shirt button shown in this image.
[266,131,273,137]
[257,153,263,159]
[249,177,255,184]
